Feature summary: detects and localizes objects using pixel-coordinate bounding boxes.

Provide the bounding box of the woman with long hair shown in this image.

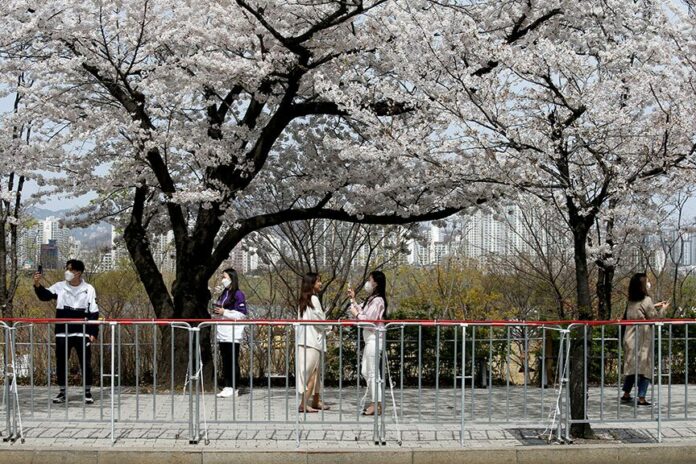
[296,272,328,412]
[621,273,669,406]
[212,268,247,398]
[348,270,388,416]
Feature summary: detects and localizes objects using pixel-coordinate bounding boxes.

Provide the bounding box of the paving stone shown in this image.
[5,386,696,450]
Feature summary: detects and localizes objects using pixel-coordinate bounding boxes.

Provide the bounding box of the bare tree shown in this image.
[485,201,575,320]
[251,219,412,318]
[637,191,696,315]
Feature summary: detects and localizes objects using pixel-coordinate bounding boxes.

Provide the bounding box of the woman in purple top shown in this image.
[212,268,247,398]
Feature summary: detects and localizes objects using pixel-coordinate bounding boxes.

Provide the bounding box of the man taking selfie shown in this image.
[33,259,99,404]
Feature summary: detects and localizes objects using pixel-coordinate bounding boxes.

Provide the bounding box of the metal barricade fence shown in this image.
[1,321,10,442]
[563,320,696,443]
[2,318,695,446]
[0,319,195,444]
[192,320,383,445]
[190,319,572,445]
[381,321,569,445]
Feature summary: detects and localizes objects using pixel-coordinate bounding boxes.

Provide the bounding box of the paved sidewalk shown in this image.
[3,385,696,449]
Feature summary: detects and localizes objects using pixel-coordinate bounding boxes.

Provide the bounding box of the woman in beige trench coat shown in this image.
[621,273,669,406]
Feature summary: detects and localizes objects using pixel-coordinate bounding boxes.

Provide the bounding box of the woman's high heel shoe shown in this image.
[363,403,382,416]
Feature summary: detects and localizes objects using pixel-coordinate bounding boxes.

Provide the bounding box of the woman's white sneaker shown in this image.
[217,387,237,398]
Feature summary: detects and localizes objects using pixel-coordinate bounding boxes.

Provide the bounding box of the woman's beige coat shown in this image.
[622,296,665,378]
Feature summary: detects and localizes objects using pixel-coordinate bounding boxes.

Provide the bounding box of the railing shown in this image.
[1,318,694,446]
[563,320,696,443]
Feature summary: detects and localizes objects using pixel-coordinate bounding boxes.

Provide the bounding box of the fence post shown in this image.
[109,321,116,444]
[379,325,388,444]
[562,326,572,443]
[656,322,664,443]
[2,323,14,442]
[459,323,468,446]
[293,322,300,448]
[556,327,569,442]
[189,325,200,444]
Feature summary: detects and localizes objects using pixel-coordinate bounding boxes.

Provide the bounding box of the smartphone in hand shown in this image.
[37,264,43,275]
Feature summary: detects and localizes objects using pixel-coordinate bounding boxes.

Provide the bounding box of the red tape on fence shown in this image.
[1,317,695,326]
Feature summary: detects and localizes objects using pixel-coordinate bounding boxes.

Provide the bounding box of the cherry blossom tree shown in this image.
[0,0,514,375]
[1,1,481,320]
[0,0,567,376]
[0,72,34,317]
[388,0,696,436]
[3,1,694,430]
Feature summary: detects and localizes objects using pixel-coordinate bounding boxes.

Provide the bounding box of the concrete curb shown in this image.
[1,443,695,464]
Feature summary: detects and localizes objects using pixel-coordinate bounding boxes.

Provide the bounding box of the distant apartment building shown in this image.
[151,231,176,274]
[402,206,548,267]
[20,216,72,269]
[460,206,537,258]
[96,225,124,272]
[230,245,259,274]
[407,224,449,266]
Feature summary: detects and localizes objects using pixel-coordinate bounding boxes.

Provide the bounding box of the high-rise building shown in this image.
[42,216,69,248]
[406,224,450,266]
[152,231,176,274]
[402,206,546,266]
[459,206,540,259]
[230,244,259,274]
[18,224,42,269]
[19,216,72,269]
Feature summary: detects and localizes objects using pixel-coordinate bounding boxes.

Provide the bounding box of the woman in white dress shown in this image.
[296,272,329,413]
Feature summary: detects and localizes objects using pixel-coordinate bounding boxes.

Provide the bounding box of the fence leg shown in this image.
[379,327,387,445]
[460,323,467,446]
[188,327,197,444]
[556,328,569,442]
[657,322,663,443]
[373,326,380,445]
[563,328,572,443]
[110,322,116,445]
[293,323,300,448]
[3,325,14,442]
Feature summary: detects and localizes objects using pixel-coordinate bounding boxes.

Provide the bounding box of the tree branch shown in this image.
[472,8,563,77]
[208,201,476,274]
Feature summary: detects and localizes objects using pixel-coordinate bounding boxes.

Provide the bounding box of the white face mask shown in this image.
[221,278,232,289]
[65,271,75,282]
[364,281,374,293]
[646,281,652,291]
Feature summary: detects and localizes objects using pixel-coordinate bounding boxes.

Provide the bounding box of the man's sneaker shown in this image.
[84,392,94,404]
[216,387,238,398]
[53,392,66,404]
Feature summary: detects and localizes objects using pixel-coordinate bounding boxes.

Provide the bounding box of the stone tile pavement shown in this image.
[3,385,696,450]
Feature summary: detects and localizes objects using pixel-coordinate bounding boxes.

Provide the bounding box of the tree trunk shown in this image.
[0,219,8,317]
[123,188,230,388]
[595,263,614,321]
[595,207,616,321]
[154,272,215,387]
[569,222,594,438]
